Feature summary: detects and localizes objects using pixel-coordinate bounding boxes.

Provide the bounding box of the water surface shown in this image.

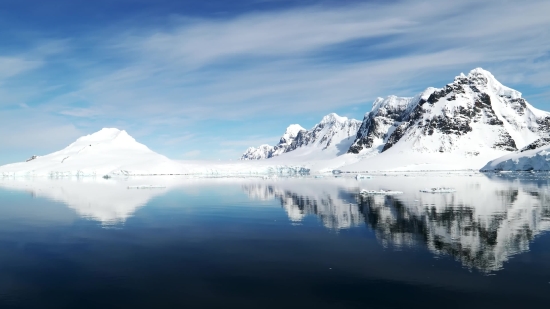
[1,174,550,308]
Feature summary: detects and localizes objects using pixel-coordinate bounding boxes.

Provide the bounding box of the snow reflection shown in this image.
[0,177,169,225]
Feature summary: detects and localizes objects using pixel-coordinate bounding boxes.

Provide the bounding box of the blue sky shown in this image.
[1,0,550,164]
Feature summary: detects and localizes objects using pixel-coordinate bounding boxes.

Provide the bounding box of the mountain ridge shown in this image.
[241,113,360,160]
[242,68,550,171]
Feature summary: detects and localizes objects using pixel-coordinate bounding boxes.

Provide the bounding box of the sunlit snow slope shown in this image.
[0,128,311,177]
[0,128,184,176]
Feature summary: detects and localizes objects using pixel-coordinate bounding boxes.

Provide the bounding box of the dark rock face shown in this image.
[493,131,517,151]
[421,114,472,136]
[508,97,527,115]
[536,117,550,134]
[348,116,395,153]
[288,130,311,151]
[382,122,410,152]
[348,96,419,154]
[25,155,38,162]
[520,137,550,152]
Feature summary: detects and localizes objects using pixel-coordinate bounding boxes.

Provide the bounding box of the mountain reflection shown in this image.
[243,175,550,272]
[0,178,169,224]
[243,183,362,229]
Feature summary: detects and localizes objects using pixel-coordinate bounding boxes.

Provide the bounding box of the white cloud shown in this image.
[137,6,414,66]
[59,107,102,118]
[46,0,549,121]
[0,57,42,79]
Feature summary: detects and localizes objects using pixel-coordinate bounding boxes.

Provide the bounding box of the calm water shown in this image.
[1,174,550,308]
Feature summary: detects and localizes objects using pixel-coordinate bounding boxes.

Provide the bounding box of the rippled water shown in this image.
[1,173,550,308]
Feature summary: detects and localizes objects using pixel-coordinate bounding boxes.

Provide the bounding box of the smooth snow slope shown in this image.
[0,128,311,177]
[0,128,186,177]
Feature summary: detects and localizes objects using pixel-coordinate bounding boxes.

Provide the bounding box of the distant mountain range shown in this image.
[241,113,361,160]
[241,68,550,171]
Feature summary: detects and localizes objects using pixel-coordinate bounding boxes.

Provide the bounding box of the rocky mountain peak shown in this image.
[284,124,306,135]
[280,124,306,144]
[320,113,348,125]
[347,92,431,154]
[349,68,550,156]
[287,113,360,152]
[465,67,496,84]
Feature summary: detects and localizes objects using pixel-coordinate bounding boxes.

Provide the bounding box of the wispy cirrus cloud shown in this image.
[49,0,550,122]
[0,57,42,79]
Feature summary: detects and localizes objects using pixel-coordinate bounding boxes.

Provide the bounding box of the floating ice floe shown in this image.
[127,185,166,189]
[356,174,374,180]
[420,187,456,193]
[360,189,403,195]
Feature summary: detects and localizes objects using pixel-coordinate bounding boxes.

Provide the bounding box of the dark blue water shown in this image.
[1,174,550,308]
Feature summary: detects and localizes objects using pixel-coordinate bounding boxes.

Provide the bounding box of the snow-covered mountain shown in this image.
[241,113,361,160]
[347,91,433,154]
[4,68,548,174]
[351,68,550,154]
[241,124,305,160]
[0,128,312,177]
[0,128,182,177]
[341,68,550,171]
[240,68,550,171]
[288,113,361,153]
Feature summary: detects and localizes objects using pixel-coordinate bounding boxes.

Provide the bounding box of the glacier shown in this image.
[481,138,550,171]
